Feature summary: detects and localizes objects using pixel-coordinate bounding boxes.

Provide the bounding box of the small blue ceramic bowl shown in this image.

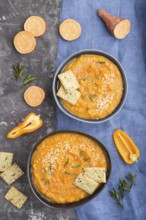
[53,49,128,124]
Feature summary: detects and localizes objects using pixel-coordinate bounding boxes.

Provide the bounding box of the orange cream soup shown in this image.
[32,133,107,203]
[61,54,123,119]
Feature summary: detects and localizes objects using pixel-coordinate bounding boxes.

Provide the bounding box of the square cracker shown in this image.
[84,167,106,183]
[58,70,80,92]
[0,152,14,172]
[0,163,24,185]
[74,173,100,195]
[57,86,81,105]
[4,186,27,209]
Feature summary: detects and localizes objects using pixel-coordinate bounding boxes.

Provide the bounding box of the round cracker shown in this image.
[24,16,46,37]
[14,31,36,54]
[59,19,81,41]
[24,86,45,107]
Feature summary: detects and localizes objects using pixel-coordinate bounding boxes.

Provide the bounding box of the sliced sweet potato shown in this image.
[97,9,130,39]
[24,16,46,37]
[24,86,45,107]
[59,19,81,41]
[14,31,36,54]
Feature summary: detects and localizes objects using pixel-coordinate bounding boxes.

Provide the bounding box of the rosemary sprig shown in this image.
[89,94,96,102]
[72,164,81,168]
[83,76,89,81]
[64,159,69,167]
[95,75,99,80]
[21,74,35,86]
[11,62,24,80]
[109,173,137,207]
[64,171,73,176]
[79,151,84,158]
[97,62,105,64]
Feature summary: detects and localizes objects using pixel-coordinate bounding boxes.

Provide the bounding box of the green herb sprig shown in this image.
[64,159,69,167]
[72,164,81,168]
[79,151,84,158]
[11,62,24,80]
[83,76,90,81]
[21,74,35,87]
[89,94,96,102]
[64,171,73,176]
[10,62,35,87]
[97,62,106,64]
[109,173,137,207]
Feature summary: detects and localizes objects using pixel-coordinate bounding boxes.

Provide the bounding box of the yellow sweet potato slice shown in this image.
[24,16,46,37]
[14,31,36,54]
[113,129,140,164]
[98,9,130,39]
[24,86,45,107]
[59,19,81,41]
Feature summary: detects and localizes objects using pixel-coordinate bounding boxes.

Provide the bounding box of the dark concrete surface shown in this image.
[0,0,76,219]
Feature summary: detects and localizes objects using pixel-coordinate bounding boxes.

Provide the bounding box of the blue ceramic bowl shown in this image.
[53,49,128,124]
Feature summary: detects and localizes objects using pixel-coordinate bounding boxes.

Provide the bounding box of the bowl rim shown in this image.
[53,49,128,124]
[27,130,112,209]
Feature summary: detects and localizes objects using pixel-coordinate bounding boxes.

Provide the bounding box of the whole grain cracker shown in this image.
[0,152,14,172]
[4,186,27,209]
[0,163,24,185]
[58,70,80,92]
[57,86,81,105]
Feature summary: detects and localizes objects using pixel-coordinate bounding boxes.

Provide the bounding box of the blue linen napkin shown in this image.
[56,0,146,219]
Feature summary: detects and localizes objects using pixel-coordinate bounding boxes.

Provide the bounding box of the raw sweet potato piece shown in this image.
[24,86,45,107]
[24,16,46,37]
[14,31,36,54]
[97,9,130,39]
[59,19,81,41]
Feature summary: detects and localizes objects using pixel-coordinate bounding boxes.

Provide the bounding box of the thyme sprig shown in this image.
[109,173,137,207]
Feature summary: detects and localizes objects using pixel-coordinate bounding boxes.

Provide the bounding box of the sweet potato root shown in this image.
[97,9,130,39]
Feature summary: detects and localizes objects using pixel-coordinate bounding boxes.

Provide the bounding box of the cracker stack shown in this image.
[57,70,81,105]
[74,167,106,194]
[0,151,27,209]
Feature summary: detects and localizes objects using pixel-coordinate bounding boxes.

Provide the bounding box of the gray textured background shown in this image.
[0,0,76,219]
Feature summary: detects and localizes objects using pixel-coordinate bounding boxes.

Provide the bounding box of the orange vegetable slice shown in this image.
[14,31,36,54]
[59,19,81,41]
[24,16,46,37]
[24,86,45,107]
[113,129,140,164]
